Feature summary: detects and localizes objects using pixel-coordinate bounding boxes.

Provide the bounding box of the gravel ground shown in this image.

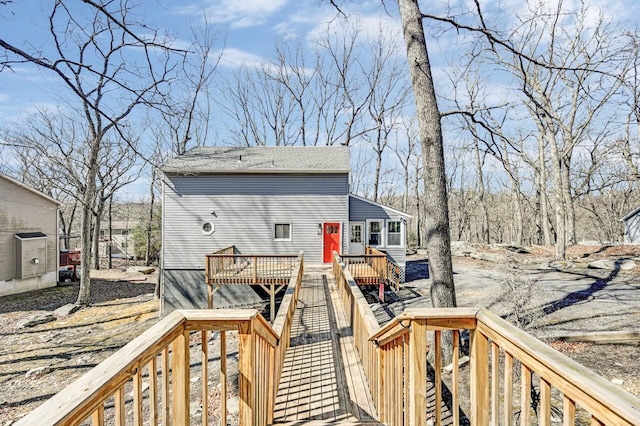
[2,246,639,424]
[0,269,159,424]
[375,247,640,402]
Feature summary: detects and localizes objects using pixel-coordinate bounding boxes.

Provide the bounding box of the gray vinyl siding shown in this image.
[0,177,58,282]
[162,174,349,269]
[349,196,406,266]
[624,213,640,243]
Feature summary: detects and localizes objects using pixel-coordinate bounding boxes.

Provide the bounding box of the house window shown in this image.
[387,220,403,247]
[367,220,383,247]
[274,223,291,241]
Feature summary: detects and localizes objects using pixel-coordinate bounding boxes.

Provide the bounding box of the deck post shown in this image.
[238,320,255,425]
[171,329,190,425]
[253,256,258,284]
[409,319,427,426]
[270,282,275,324]
[470,329,489,425]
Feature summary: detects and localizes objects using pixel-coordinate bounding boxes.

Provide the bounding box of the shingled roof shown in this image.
[161,146,351,174]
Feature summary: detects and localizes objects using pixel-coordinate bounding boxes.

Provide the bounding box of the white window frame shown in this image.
[386,219,404,248]
[366,219,385,248]
[274,223,292,241]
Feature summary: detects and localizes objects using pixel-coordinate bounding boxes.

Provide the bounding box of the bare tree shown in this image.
[363,27,411,201]
[505,4,625,258]
[92,136,142,270]
[1,0,181,305]
[158,21,222,156]
[395,0,457,311]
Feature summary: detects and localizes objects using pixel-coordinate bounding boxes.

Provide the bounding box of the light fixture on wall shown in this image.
[317,224,322,235]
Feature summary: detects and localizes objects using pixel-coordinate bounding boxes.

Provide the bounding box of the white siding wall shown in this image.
[0,177,59,295]
[162,174,349,268]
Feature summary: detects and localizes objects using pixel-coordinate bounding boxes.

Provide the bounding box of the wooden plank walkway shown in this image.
[273,267,380,425]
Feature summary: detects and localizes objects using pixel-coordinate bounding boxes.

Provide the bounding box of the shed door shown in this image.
[323,223,341,263]
[349,222,365,255]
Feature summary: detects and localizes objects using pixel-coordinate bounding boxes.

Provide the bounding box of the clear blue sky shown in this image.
[2,0,637,127]
[0,0,402,126]
[1,0,638,199]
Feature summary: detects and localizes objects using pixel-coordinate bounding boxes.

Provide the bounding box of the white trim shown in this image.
[348,222,365,255]
[621,205,640,222]
[0,173,62,206]
[366,219,385,248]
[386,219,405,248]
[274,222,292,241]
[349,194,412,218]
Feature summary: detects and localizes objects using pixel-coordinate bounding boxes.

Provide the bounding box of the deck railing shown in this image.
[205,251,302,322]
[333,254,640,425]
[18,254,304,426]
[205,252,299,286]
[340,246,401,290]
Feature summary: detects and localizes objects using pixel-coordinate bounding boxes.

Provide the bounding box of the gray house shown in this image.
[161,146,410,311]
[0,174,60,297]
[622,206,640,243]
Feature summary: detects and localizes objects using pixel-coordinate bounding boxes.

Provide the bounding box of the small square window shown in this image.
[274,223,291,241]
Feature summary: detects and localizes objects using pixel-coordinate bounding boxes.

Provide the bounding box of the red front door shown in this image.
[323,222,341,263]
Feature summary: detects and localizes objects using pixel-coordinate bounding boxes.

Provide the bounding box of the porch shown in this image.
[340,246,403,291]
[17,252,640,425]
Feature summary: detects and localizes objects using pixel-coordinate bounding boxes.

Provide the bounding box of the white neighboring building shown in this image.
[622,206,640,244]
[0,174,61,296]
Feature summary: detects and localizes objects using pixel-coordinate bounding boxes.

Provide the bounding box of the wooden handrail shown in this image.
[212,245,236,255]
[19,253,306,426]
[342,247,401,290]
[332,255,640,426]
[477,309,640,425]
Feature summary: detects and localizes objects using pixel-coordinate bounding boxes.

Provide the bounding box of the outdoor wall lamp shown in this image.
[317,224,322,235]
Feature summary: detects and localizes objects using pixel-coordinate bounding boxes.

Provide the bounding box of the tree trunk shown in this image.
[373,142,382,202]
[146,167,157,266]
[474,139,490,244]
[108,196,113,269]
[76,138,101,306]
[548,132,566,261]
[561,157,576,245]
[398,0,456,308]
[92,200,104,271]
[538,137,552,245]
[414,172,422,248]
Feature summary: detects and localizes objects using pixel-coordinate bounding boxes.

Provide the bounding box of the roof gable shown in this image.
[622,205,640,222]
[0,174,62,206]
[162,146,351,175]
[349,194,412,218]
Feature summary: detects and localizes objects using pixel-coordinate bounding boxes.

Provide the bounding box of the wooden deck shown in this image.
[273,267,379,424]
[346,263,383,284]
